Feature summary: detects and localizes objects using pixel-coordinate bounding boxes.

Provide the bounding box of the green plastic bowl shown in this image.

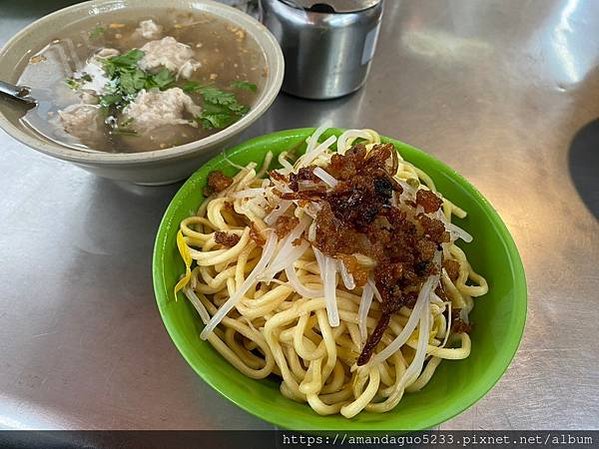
[153,128,527,430]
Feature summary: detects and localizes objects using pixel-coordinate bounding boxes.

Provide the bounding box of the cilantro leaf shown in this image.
[196,111,236,130]
[111,128,138,136]
[99,93,123,109]
[189,85,252,130]
[228,102,249,115]
[65,73,93,90]
[199,86,237,106]
[65,78,81,90]
[119,69,146,95]
[98,49,176,111]
[149,68,176,90]
[182,81,201,93]
[102,49,144,78]
[89,26,106,40]
[201,102,228,114]
[108,49,145,68]
[230,80,257,92]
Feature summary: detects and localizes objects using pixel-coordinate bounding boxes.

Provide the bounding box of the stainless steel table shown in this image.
[1,0,598,430]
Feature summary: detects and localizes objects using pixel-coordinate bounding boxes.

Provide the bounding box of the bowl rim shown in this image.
[152,128,528,430]
[0,0,284,165]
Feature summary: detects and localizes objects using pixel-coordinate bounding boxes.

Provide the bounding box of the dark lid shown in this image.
[279,0,381,13]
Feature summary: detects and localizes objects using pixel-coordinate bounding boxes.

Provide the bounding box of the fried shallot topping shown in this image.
[416,189,444,213]
[205,170,233,196]
[443,259,460,282]
[452,316,472,334]
[214,231,240,248]
[289,167,319,192]
[249,223,265,246]
[337,254,369,287]
[274,215,299,238]
[280,143,449,365]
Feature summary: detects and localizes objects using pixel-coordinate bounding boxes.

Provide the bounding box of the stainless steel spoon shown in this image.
[0,80,37,105]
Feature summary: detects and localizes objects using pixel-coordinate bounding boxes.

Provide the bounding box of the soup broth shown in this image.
[17,9,266,153]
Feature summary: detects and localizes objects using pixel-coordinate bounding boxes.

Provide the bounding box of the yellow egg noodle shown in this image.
[175,128,488,417]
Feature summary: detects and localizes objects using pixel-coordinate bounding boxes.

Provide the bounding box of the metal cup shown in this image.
[260,0,383,100]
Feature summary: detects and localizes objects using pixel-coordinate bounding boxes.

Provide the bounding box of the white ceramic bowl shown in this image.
[0,0,284,185]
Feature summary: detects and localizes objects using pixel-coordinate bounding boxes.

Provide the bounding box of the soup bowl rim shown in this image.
[0,0,284,165]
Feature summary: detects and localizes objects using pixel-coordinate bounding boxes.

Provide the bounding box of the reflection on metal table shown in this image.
[0,0,598,430]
